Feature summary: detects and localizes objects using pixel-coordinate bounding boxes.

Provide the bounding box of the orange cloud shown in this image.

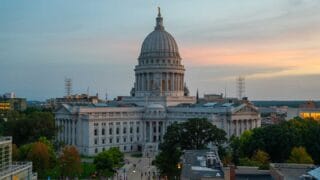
[180,44,320,79]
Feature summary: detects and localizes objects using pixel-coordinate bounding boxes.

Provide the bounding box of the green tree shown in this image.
[180,118,227,149]
[252,149,270,164]
[38,137,57,167]
[231,117,320,164]
[229,130,253,165]
[12,144,19,161]
[287,146,314,164]
[27,142,50,176]
[155,123,182,179]
[93,147,124,177]
[3,111,57,146]
[59,146,82,178]
[18,143,33,160]
[252,149,270,169]
[107,147,124,168]
[155,118,227,178]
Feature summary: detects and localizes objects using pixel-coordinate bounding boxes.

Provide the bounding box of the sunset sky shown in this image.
[1,0,320,100]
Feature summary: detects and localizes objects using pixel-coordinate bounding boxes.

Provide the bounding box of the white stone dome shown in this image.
[139,8,180,59]
[140,30,180,58]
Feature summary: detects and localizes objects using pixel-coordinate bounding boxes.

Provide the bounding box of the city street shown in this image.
[114,153,159,180]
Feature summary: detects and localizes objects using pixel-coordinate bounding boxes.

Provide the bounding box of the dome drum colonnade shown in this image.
[134,8,186,97]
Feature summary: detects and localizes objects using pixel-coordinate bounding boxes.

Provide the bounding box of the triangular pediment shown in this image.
[55,104,73,114]
[232,104,259,115]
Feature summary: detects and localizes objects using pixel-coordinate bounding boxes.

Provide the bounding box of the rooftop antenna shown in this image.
[65,78,72,97]
[105,89,108,101]
[196,89,199,103]
[87,86,90,96]
[237,76,245,100]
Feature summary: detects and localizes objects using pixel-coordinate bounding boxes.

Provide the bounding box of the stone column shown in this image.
[137,74,140,91]
[179,73,181,91]
[136,74,140,91]
[140,74,143,91]
[71,120,74,145]
[149,121,152,143]
[164,72,169,92]
[135,74,138,90]
[57,119,60,141]
[235,120,238,136]
[175,73,178,91]
[142,73,145,91]
[177,73,179,91]
[156,121,159,142]
[66,120,69,144]
[181,74,184,90]
[143,122,146,142]
[245,120,248,131]
[171,73,174,92]
[179,74,182,91]
[147,73,150,91]
[71,120,73,145]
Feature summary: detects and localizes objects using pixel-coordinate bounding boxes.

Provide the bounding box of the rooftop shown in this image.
[181,149,224,180]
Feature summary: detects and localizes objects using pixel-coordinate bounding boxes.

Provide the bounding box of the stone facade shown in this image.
[56,102,260,156]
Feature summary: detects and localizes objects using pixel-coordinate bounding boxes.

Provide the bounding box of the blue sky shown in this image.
[1,0,320,100]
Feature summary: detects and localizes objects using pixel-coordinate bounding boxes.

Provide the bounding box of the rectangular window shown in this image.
[130,127,133,134]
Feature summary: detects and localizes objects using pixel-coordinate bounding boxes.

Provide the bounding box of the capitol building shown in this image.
[55,9,261,156]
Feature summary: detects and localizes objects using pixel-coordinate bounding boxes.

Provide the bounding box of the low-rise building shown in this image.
[298,101,320,121]
[270,163,316,180]
[0,137,36,180]
[46,93,101,109]
[0,93,27,111]
[180,149,225,180]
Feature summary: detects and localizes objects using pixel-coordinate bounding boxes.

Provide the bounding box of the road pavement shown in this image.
[114,153,160,180]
